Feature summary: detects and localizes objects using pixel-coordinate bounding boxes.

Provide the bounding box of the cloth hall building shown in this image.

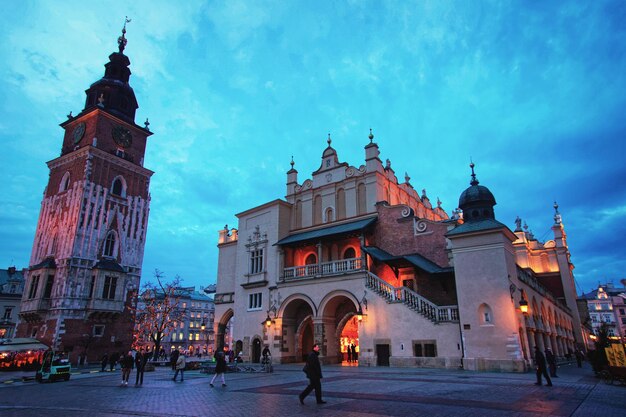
[214,132,583,371]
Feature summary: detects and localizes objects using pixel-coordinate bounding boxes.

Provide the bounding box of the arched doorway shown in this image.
[252,338,262,363]
[216,309,234,352]
[339,314,359,365]
[320,292,359,364]
[279,296,316,363]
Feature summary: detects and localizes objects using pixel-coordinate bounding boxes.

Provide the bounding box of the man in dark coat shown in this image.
[534,346,553,386]
[101,353,108,372]
[135,348,148,386]
[170,349,179,371]
[545,348,558,377]
[299,344,326,405]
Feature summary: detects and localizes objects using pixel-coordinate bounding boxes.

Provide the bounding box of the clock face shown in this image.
[73,122,86,144]
[112,125,133,148]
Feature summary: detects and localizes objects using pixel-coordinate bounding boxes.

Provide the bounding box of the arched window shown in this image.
[343,247,356,259]
[336,188,346,220]
[324,207,334,223]
[294,200,302,229]
[478,303,494,325]
[305,253,317,265]
[111,176,127,197]
[357,183,366,215]
[59,172,71,192]
[103,231,117,258]
[313,195,322,225]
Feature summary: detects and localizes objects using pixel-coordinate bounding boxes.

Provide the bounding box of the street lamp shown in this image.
[519,299,529,315]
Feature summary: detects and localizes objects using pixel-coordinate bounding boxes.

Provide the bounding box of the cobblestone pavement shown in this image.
[1,362,624,417]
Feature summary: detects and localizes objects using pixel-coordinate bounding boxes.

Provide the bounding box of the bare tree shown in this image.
[133,270,185,361]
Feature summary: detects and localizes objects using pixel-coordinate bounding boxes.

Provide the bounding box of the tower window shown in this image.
[43,275,55,298]
[28,275,40,299]
[104,231,117,258]
[102,276,117,300]
[59,172,71,193]
[111,176,127,197]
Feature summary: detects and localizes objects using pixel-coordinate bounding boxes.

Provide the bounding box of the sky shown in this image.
[1,1,625,295]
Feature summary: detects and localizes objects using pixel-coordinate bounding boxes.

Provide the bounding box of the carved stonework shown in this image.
[345,165,366,177]
[413,219,431,236]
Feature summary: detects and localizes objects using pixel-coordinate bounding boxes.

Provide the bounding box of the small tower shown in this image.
[17,22,154,364]
[447,163,523,371]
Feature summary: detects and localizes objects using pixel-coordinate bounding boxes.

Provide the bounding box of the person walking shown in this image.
[534,346,553,387]
[299,343,326,405]
[210,349,227,387]
[135,348,148,386]
[101,353,108,372]
[575,350,584,368]
[172,351,186,382]
[545,348,558,377]
[170,349,180,371]
[346,345,352,363]
[120,351,134,387]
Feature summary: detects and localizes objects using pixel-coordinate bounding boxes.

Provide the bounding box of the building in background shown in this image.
[0,267,26,339]
[17,25,154,365]
[580,281,626,344]
[213,132,582,371]
[135,286,215,357]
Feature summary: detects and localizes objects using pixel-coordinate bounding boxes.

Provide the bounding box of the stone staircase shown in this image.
[365,272,459,323]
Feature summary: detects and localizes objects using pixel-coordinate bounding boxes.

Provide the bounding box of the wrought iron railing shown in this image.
[365,272,459,323]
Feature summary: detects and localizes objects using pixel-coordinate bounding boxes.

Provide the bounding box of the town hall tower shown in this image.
[17,23,154,364]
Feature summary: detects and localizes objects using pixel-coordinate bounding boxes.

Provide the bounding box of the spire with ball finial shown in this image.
[118,16,131,54]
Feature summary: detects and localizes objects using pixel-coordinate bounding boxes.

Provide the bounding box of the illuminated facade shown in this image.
[213,132,583,371]
[17,26,154,365]
[135,287,215,356]
[580,282,626,342]
[0,267,25,339]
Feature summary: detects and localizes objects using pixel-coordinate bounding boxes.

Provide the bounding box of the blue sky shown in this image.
[1,1,625,294]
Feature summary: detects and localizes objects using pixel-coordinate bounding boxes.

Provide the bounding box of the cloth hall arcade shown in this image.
[213,132,582,371]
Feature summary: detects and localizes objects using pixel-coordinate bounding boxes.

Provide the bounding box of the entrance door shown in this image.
[252,339,261,363]
[376,344,390,366]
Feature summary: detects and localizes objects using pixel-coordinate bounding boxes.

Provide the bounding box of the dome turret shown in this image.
[458,162,497,222]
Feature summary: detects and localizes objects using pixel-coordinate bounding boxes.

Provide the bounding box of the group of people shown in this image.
[345,343,358,363]
[99,348,151,387]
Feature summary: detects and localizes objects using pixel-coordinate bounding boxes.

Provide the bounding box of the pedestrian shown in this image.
[109,351,119,372]
[101,353,108,372]
[120,351,134,386]
[299,343,326,405]
[210,349,227,387]
[170,349,179,371]
[172,351,186,382]
[135,348,148,386]
[351,343,357,362]
[346,344,352,363]
[575,350,584,368]
[545,348,557,377]
[534,346,553,387]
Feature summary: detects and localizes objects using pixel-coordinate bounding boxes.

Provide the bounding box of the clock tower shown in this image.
[17,23,154,364]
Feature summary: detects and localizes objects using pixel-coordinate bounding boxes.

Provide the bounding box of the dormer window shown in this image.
[103,231,118,258]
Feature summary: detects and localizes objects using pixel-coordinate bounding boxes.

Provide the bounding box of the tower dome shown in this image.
[458,162,497,222]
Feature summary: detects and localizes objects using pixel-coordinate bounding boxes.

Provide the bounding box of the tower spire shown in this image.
[118,16,131,54]
[469,161,479,186]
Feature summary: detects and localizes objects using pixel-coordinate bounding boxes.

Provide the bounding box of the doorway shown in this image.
[252,338,261,363]
[376,344,390,366]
